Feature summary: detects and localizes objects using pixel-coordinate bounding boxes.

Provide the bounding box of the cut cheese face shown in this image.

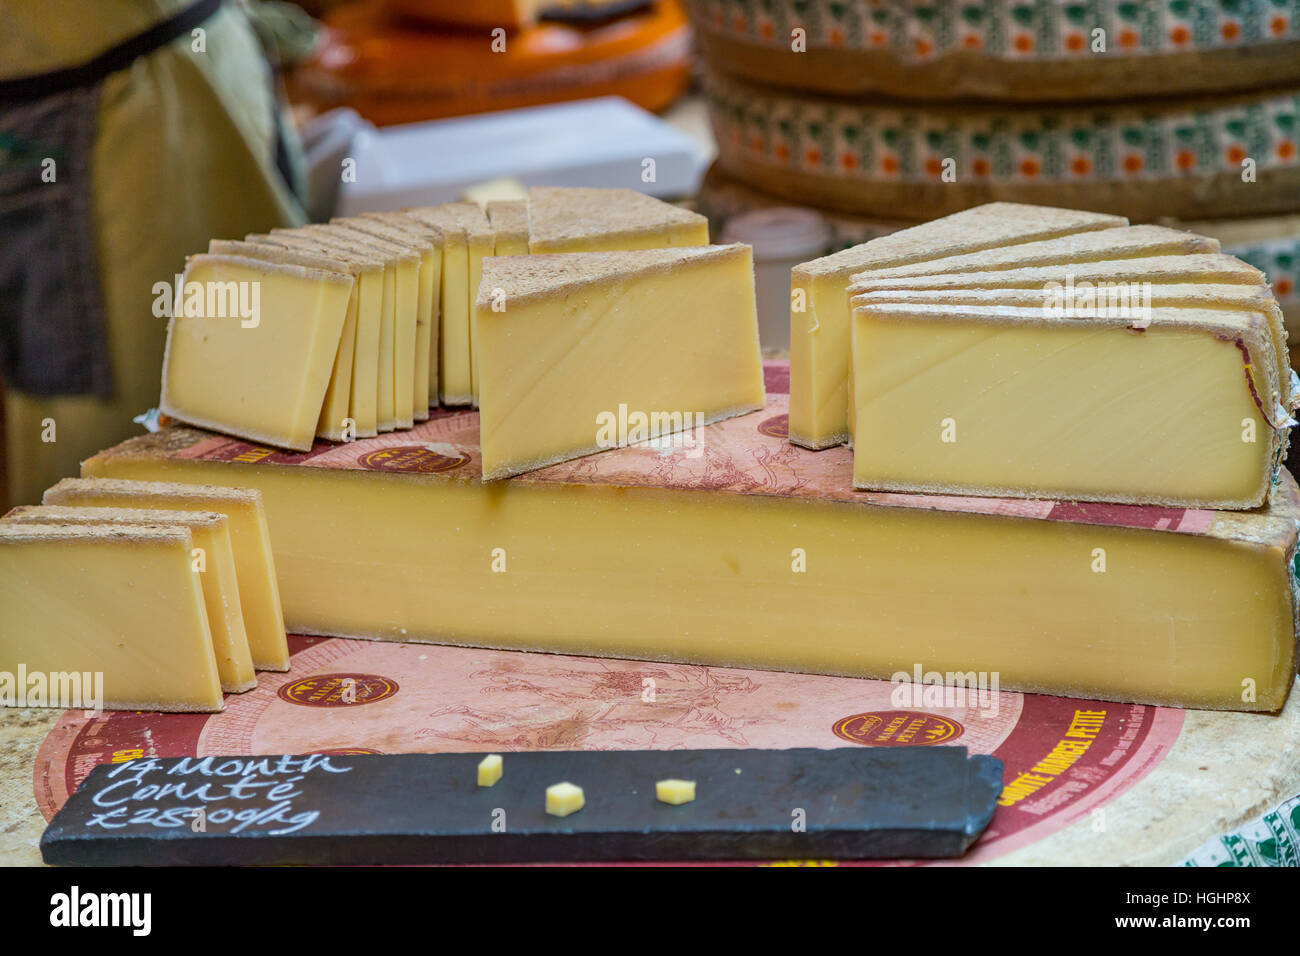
[789,202,1127,450]
[81,420,1300,712]
[2,505,255,693]
[527,187,710,254]
[160,255,353,452]
[475,245,765,479]
[0,523,223,712]
[405,206,473,405]
[849,303,1284,507]
[486,200,530,257]
[44,478,290,673]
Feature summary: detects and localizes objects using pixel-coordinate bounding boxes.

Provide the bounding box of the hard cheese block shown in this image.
[80,378,1300,712]
[44,478,290,673]
[486,200,530,257]
[526,187,710,253]
[848,304,1287,508]
[789,202,1126,450]
[474,244,765,479]
[2,505,255,693]
[160,254,353,452]
[0,524,223,712]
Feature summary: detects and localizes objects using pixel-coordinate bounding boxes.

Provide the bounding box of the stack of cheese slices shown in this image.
[790,201,1296,510]
[0,478,286,712]
[162,187,765,475]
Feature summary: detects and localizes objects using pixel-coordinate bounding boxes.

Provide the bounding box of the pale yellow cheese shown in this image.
[45,478,290,673]
[454,204,494,406]
[849,304,1283,507]
[477,754,503,787]
[545,782,585,817]
[789,203,1127,450]
[405,206,473,405]
[475,245,765,479]
[0,524,224,712]
[655,779,695,805]
[161,254,353,452]
[2,505,256,693]
[486,200,530,257]
[527,187,710,253]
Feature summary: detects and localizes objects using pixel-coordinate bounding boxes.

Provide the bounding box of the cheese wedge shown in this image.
[789,202,1127,450]
[848,303,1286,507]
[0,523,223,712]
[248,233,384,438]
[161,255,353,452]
[527,187,710,253]
[2,505,256,693]
[81,420,1300,712]
[486,200,530,257]
[404,206,475,405]
[208,240,359,442]
[475,244,765,479]
[44,478,290,673]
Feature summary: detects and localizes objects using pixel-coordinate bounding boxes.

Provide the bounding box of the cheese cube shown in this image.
[656,779,696,805]
[545,782,585,817]
[477,754,503,787]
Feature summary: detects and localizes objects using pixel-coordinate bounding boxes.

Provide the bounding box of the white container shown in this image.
[721,208,831,352]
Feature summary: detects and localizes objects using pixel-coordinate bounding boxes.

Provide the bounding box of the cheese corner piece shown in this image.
[475,244,765,479]
[849,303,1285,507]
[44,477,290,673]
[477,754,503,787]
[545,782,585,817]
[0,524,223,712]
[486,200,530,257]
[655,779,696,806]
[526,187,710,253]
[2,505,256,693]
[788,202,1127,450]
[161,254,353,452]
[404,205,474,406]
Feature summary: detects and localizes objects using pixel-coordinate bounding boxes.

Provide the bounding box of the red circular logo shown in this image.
[832,710,964,746]
[277,673,400,707]
[358,445,470,473]
[758,414,788,438]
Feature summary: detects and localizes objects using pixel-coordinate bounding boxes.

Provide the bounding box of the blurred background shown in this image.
[3,0,1299,508]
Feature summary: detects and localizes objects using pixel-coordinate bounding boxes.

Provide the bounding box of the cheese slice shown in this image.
[249,233,384,438]
[2,505,256,693]
[0,523,223,712]
[849,303,1285,507]
[866,225,1220,281]
[486,200,530,257]
[475,244,765,479]
[160,254,353,452]
[80,419,1300,712]
[44,478,290,672]
[405,206,474,405]
[451,204,494,406]
[789,202,1127,450]
[527,187,710,253]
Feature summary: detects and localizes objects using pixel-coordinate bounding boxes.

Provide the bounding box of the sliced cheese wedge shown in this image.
[161,254,353,452]
[527,187,710,253]
[475,244,765,479]
[848,303,1286,507]
[44,478,290,673]
[3,505,256,693]
[404,205,477,405]
[486,200,530,257]
[790,202,1126,450]
[0,523,224,712]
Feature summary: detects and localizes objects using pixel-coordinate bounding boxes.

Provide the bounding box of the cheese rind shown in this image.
[0,524,224,712]
[486,200,530,257]
[527,187,710,253]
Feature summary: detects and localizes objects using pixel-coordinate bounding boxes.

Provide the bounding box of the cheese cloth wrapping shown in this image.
[0,0,307,508]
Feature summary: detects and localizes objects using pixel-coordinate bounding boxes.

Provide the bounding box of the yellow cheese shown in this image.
[0,523,223,712]
[527,187,710,253]
[477,754,503,787]
[486,200,530,257]
[475,244,765,479]
[160,254,353,452]
[849,303,1284,507]
[655,779,696,805]
[405,206,473,405]
[454,204,495,407]
[45,478,290,673]
[249,233,384,439]
[545,782,585,817]
[81,426,1300,711]
[2,505,256,693]
[789,202,1127,450]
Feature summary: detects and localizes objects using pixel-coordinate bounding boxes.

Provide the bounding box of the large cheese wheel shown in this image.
[684,0,1300,101]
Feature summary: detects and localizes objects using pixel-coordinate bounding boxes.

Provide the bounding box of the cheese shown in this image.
[477,754,503,787]
[44,478,290,673]
[249,233,384,438]
[2,505,256,693]
[160,254,353,452]
[545,782,585,817]
[486,200,530,257]
[789,203,1127,450]
[405,206,474,405]
[0,524,223,712]
[526,187,710,253]
[655,779,696,805]
[474,244,765,479]
[208,240,360,442]
[79,416,1300,711]
[848,303,1284,507]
